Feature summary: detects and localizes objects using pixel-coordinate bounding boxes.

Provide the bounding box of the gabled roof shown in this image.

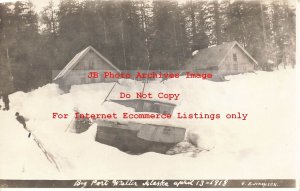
[53,46,121,81]
[187,41,258,70]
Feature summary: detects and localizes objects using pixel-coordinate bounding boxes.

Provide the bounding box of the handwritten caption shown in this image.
[72,179,287,188]
[73,179,229,188]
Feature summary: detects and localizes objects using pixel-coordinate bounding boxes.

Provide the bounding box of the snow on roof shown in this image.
[53,46,120,81]
[187,41,258,70]
[192,50,199,56]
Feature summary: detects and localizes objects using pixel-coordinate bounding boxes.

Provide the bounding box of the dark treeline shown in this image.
[0,0,295,92]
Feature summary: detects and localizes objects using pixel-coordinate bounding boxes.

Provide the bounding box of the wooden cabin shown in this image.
[53,46,120,91]
[186,41,258,76]
[95,121,186,154]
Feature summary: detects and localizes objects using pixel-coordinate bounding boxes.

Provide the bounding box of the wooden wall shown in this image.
[60,50,118,90]
[218,45,255,75]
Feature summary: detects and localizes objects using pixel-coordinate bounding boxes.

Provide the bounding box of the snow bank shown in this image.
[0,68,296,179]
[0,111,61,179]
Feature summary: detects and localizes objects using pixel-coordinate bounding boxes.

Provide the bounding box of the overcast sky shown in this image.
[0,0,297,13]
[0,0,59,11]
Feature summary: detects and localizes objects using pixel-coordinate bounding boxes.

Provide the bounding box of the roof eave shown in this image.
[53,46,121,80]
[234,42,258,65]
[89,46,121,73]
[218,41,258,67]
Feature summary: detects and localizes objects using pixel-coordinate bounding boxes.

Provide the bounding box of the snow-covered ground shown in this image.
[0,68,296,179]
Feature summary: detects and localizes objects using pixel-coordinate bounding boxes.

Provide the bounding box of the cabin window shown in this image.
[151,104,160,113]
[136,101,144,112]
[234,64,238,71]
[89,62,94,70]
[233,53,237,61]
[163,127,172,135]
[143,102,152,112]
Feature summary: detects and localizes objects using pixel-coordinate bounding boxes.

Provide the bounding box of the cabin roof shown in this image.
[187,41,258,70]
[53,46,121,81]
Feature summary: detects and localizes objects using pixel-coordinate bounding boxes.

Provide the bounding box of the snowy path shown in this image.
[31,135,61,172]
[0,111,60,179]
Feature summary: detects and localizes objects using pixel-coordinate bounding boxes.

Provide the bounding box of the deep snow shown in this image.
[0,68,297,179]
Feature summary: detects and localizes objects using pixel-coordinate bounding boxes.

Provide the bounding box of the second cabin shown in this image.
[186,41,258,77]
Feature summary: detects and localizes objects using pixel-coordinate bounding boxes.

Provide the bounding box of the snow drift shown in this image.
[0,68,296,179]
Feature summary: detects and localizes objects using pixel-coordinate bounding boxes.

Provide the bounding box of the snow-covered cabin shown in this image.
[53,46,120,91]
[186,41,258,76]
